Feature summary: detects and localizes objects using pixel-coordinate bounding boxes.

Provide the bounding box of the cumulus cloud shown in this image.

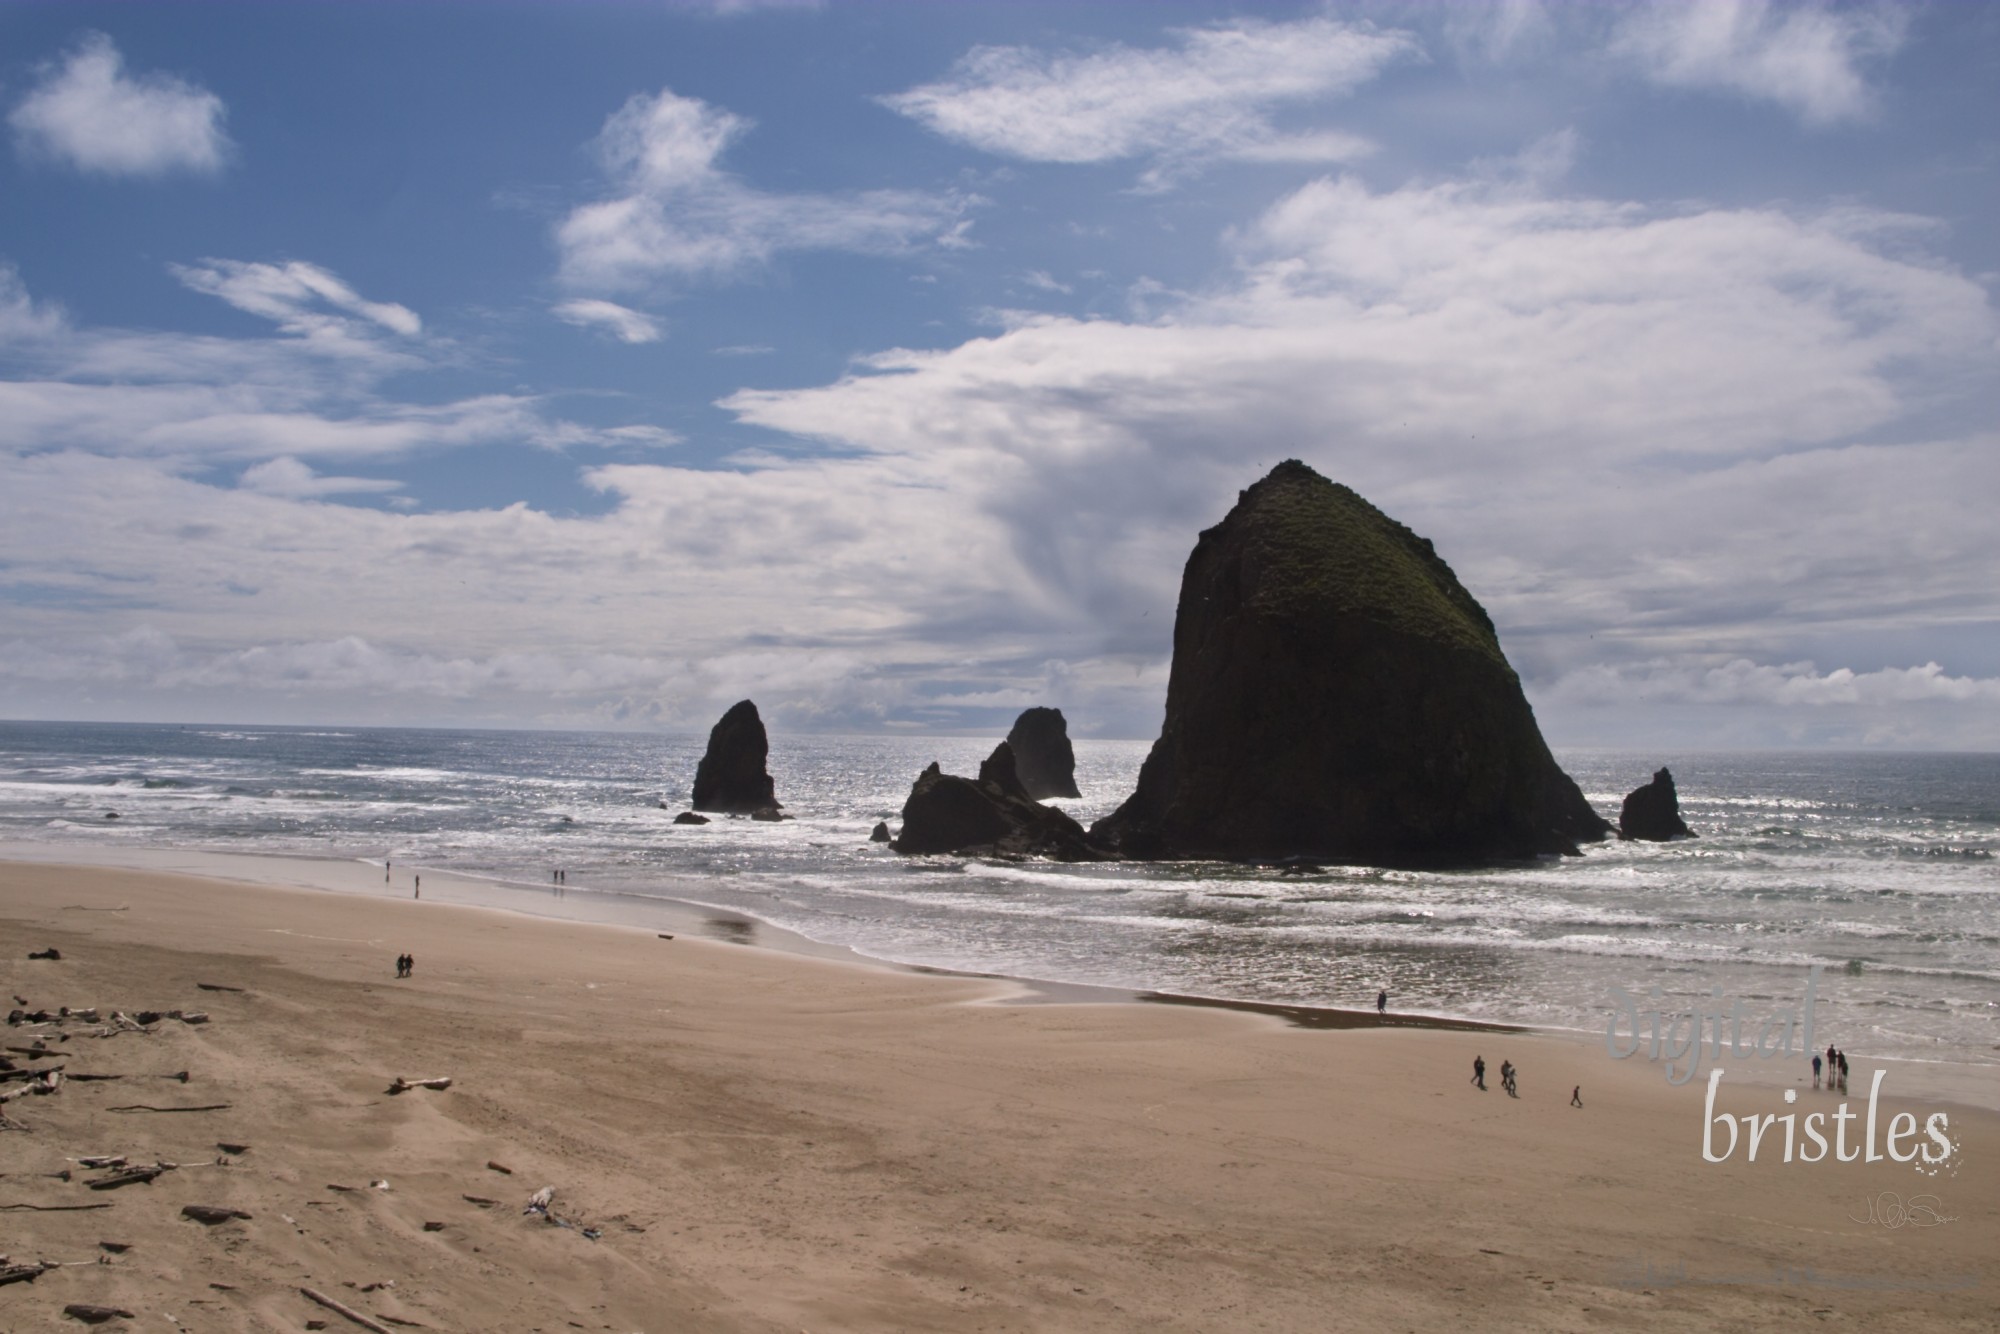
[1612,0,1909,125]
[881,17,1412,185]
[556,87,969,291]
[9,33,232,177]
[553,298,664,344]
[5,153,1995,738]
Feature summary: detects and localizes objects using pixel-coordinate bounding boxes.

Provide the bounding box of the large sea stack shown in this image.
[1005,707,1082,800]
[1619,767,1694,841]
[690,700,780,814]
[1091,460,1610,867]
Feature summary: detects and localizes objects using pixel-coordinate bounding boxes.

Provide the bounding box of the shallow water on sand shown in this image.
[2,721,1995,1067]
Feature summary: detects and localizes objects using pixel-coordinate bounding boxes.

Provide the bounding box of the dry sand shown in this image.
[1,858,1993,1332]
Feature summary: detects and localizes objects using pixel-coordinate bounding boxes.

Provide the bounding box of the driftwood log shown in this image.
[0,1071,62,1102]
[106,1103,230,1114]
[62,1304,136,1325]
[180,1205,251,1225]
[0,1201,113,1212]
[386,1076,451,1095]
[300,1285,396,1334]
[88,1164,170,1191]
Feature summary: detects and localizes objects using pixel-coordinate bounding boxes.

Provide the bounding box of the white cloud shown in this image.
[238,457,403,498]
[553,298,664,344]
[1612,0,1908,126]
[881,17,1413,184]
[0,262,658,467]
[9,32,232,177]
[555,87,969,291]
[1548,659,2000,708]
[4,155,1995,739]
[173,260,422,338]
[0,264,68,340]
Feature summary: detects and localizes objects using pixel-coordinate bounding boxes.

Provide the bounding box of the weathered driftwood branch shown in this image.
[0,1260,54,1285]
[299,1285,396,1334]
[87,1164,171,1191]
[180,1205,251,1225]
[78,1155,127,1169]
[0,1072,62,1103]
[0,1202,113,1212]
[195,983,245,993]
[386,1076,451,1095]
[106,1103,230,1114]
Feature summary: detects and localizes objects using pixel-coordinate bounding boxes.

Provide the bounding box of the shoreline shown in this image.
[5,838,1995,1115]
[3,856,1996,1330]
[0,840,1562,1030]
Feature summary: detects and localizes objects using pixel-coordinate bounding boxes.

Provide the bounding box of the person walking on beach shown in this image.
[1472,1055,1486,1090]
[1812,1052,1823,1088]
[414,876,420,900]
[1500,1060,1517,1097]
[1376,990,1388,1016]
[1837,1050,1849,1093]
[1570,1085,1583,1108]
[405,953,415,977]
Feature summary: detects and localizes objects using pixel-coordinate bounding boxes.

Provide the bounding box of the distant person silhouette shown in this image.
[1472,1055,1486,1090]
[1812,1053,1822,1088]
[1376,990,1387,1015]
[1570,1085,1583,1108]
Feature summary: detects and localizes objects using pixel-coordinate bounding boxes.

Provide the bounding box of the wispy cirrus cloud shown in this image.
[553,298,663,344]
[881,17,1414,188]
[173,259,422,338]
[555,87,971,291]
[9,33,232,178]
[0,260,663,468]
[1611,0,1909,126]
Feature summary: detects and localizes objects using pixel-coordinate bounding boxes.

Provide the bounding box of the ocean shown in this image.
[1,719,1994,1069]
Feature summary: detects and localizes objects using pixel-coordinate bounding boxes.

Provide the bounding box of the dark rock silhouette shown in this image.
[690,700,779,814]
[749,806,790,822]
[1005,707,1082,799]
[893,742,1099,860]
[672,811,709,825]
[1092,460,1610,867]
[1619,767,1694,841]
[869,821,892,843]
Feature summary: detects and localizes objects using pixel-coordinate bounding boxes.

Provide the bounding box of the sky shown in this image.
[0,0,1996,748]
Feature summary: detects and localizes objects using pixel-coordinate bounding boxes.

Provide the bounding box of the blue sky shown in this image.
[1,1,1996,747]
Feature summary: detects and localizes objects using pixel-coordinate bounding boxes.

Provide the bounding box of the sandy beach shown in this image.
[2,857,1994,1332]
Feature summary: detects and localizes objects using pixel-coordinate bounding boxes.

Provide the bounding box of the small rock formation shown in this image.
[893,742,1099,860]
[672,811,709,826]
[1092,460,1611,867]
[869,821,892,843]
[1619,767,1694,841]
[1005,707,1082,799]
[690,700,779,814]
[749,806,790,823]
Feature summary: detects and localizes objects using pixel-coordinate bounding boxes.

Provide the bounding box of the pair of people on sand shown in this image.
[395,953,415,978]
[1818,1045,1849,1092]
